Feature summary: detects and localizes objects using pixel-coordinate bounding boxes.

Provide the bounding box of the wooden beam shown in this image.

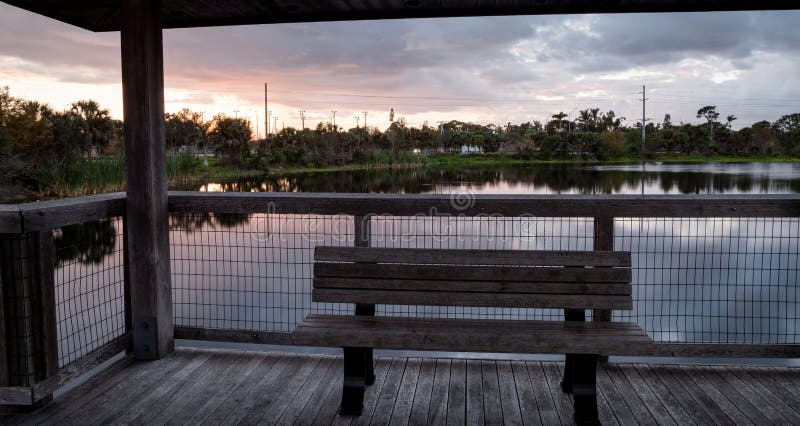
[167,192,800,218]
[18,192,125,232]
[174,326,292,346]
[0,205,21,234]
[121,0,173,360]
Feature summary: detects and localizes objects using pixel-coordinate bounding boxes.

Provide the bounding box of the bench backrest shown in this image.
[312,247,633,310]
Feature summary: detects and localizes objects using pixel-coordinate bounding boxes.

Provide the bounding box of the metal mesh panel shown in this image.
[54,217,126,367]
[170,214,592,331]
[170,213,354,333]
[615,217,800,344]
[168,212,800,346]
[368,216,593,320]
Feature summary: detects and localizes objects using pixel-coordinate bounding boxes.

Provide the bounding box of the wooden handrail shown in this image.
[3,192,799,232]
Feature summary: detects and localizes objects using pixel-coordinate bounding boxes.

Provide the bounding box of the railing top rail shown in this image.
[168,191,800,218]
[1,191,799,232]
[0,204,22,233]
[2,192,127,233]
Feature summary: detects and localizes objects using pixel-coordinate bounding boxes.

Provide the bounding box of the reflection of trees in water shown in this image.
[55,218,117,265]
[168,212,250,234]
[190,165,794,195]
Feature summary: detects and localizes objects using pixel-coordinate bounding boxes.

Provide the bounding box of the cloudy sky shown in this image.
[1,3,799,135]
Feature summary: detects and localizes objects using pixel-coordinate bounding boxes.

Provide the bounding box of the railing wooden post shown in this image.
[121,0,173,360]
[0,231,58,409]
[593,216,614,362]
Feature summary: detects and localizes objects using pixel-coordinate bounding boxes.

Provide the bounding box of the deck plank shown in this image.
[312,355,347,425]
[349,357,392,426]
[409,358,436,425]
[633,364,695,426]
[156,351,246,425]
[6,350,799,426]
[700,365,778,425]
[427,359,451,425]
[510,360,541,426]
[298,354,342,424]
[222,352,297,424]
[247,353,323,424]
[390,357,422,425]
[540,362,573,425]
[524,361,560,425]
[108,349,217,424]
[672,364,747,424]
[729,365,800,423]
[496,361,523,426]
[466,360,485,424]
[201,351,283,424]
[370,357,407,425]
[480,360,503,425]
[446,359,467,426]
[595,363,637,425]
[643,364,716,425]
[183,351,268,425]
[685,364,768,425]
[603,363,657,425]
[616,363,676,425]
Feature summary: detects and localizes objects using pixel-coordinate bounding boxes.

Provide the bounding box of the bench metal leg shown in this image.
[354,304,376,385]
[572,354,600,425]
[561,309,587,394]
[341,347,369,415]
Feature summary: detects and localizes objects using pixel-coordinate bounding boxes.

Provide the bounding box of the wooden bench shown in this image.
[292,246,653,425]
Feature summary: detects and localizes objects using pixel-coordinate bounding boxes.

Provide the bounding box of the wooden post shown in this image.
[0,231,58,408]
[121,0,173,359]
[593,216,614,363]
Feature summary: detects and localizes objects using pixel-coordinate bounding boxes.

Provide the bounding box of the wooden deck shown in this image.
[5,347,800,425]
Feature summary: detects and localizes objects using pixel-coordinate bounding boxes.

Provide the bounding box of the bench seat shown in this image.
[292,314,653,356]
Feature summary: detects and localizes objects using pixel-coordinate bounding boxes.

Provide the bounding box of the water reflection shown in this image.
[191,162,800,195]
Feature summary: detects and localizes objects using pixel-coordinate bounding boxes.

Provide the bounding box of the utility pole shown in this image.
[273,116,278,134]
[264,83,269,139]
[255,112,259,140]
[639,85,649,159]
[331,110,337,128]
[268,110,272,136]
[362,111,368,129]
[234,109,239,119]
[436,120,446,153]
[354,115,360,128]
[300,110,306,130]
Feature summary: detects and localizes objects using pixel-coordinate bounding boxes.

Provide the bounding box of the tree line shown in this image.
[2,86,799,192]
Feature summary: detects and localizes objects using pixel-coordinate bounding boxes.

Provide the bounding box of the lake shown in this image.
[53,162,800,365]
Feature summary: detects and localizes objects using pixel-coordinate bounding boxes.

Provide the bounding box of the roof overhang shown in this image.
[3,0,800,32]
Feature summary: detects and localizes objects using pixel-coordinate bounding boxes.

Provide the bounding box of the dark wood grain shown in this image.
[9,0,800,32]
[167,191,800,217]
[315,261,631,282]
[315,246,631,267]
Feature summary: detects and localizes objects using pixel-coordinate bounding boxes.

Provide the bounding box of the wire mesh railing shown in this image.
[167,211,799,346]
[53,217,127,367]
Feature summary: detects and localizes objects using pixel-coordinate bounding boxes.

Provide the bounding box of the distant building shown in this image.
[460,145,481,154]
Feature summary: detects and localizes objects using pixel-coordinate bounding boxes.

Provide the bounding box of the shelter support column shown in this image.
[121,0,173,359]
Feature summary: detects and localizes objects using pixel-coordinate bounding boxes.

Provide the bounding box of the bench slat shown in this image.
[313,289,632,310]
[314,263,631,283]
[314,277,631,296]
[300,315,647,333]
[292,315,653,356]
[314,247,631,267]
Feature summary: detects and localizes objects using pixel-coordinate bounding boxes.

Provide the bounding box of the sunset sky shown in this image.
[2,3,800,136]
